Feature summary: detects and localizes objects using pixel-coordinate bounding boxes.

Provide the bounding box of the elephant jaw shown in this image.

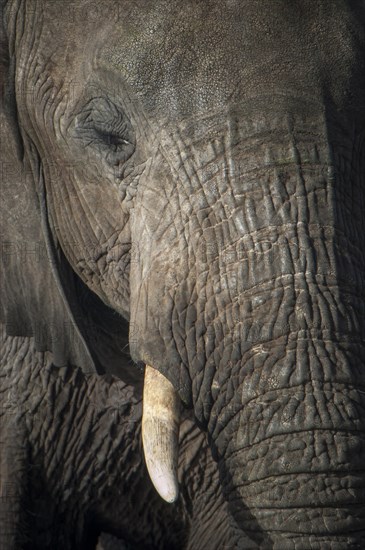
[142,365,181,503]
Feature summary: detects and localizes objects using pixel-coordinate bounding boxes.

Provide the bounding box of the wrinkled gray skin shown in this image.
[0,332,232,549]
[1,0,365,548]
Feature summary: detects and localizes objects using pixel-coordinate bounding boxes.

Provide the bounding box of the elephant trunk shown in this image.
[204,113,365,543]
[130,105,365,541]
[205,118,364,543]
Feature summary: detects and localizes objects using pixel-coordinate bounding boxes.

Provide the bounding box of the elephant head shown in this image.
[1,0,365,547]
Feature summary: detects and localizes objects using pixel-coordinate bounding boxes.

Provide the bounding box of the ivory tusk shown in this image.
[142,365,180,503]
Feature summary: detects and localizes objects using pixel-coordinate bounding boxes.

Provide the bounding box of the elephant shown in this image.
[1,0,365,548]
[0,330,235,549]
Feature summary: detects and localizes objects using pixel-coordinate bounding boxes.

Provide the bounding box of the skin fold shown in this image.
[1,0,365,548]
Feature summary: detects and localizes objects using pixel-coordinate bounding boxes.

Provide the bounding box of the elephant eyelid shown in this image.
[76,117,131,139]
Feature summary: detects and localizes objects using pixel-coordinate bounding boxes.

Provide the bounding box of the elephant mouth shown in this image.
[142,364,182,503]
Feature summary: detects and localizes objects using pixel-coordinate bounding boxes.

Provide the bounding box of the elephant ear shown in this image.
[0,8,139,384]
[0,17,94,373]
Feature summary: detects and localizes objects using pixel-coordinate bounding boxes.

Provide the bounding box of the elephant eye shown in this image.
[75,97,136,173]
[93,128,133,157]
[96,131,130,149]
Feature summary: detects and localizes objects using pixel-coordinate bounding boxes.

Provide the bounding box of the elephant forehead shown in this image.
[100,1,243,113]
[24,0,362,122]
[94,0,360,119]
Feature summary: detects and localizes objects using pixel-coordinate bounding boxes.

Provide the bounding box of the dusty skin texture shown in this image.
[1,0,365,548]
